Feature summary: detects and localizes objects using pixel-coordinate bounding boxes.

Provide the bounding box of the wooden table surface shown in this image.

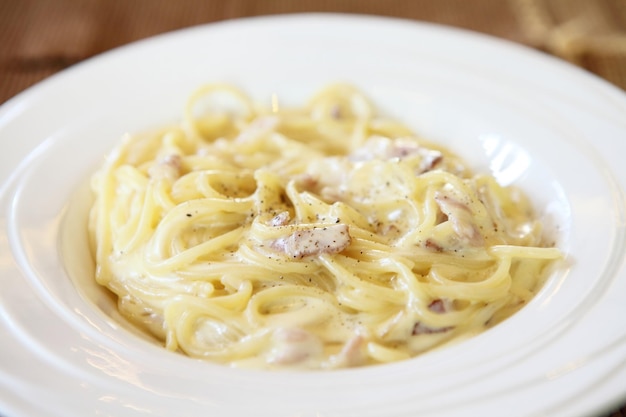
[1,0,625,416]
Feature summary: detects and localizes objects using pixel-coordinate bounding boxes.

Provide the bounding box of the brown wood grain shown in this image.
[3,0,626,104]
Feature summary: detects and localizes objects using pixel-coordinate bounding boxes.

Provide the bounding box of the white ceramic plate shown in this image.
[1,14,625,417]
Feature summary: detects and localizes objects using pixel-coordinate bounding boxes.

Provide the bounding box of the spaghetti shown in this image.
[89,83,561,369]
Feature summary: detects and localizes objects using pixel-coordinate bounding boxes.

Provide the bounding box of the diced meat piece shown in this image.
[427,298,453,314]
[335,334,367,367]
[270,224,351,259]
[411,322,453,335]
[148,154,182,181]
[434,189,484,246]
[424,239,444,252]
[412,299,455,335]
[348,136,401,161]
[295,174,319,193]
[269,211,290,227]
[267,328,323,365]
[349,136,443,172]
[379,223,401,238]
[298,157,351,202]
[416,149,443,173]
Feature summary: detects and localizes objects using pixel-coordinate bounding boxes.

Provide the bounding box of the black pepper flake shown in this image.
[186,213,192,217]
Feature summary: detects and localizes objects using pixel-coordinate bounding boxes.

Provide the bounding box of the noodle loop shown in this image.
[89,84,562,369]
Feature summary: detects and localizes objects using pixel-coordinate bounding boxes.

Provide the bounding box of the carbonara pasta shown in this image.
[89,83,561,369]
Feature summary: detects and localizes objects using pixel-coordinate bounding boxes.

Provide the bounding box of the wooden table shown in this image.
[3,0,626,105]
[1,0,625,416]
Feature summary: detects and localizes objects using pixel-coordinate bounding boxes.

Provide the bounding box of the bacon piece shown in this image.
[330,104,342,119]
[148,154,182,181]
[267,327,323,365]
[269,211,290,227]
[411,322,453,335]
[412,299,454,335]
[298,158,351,203]
[349,136,443,172]
[434,190,484,246]
[424,239,444,252]
[416,149,443,173]
[295,174,319,193]
[270,224,351,259]
[333,334,367,367]
[427,298,453,314]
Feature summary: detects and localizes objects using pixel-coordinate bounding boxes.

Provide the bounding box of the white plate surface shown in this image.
[1,13,626,417]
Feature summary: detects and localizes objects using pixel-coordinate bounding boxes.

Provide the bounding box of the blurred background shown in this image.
[0,0,625,415]
[2,0,626,105]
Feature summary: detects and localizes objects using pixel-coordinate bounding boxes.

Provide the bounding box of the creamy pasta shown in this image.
[89,83,561,369]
